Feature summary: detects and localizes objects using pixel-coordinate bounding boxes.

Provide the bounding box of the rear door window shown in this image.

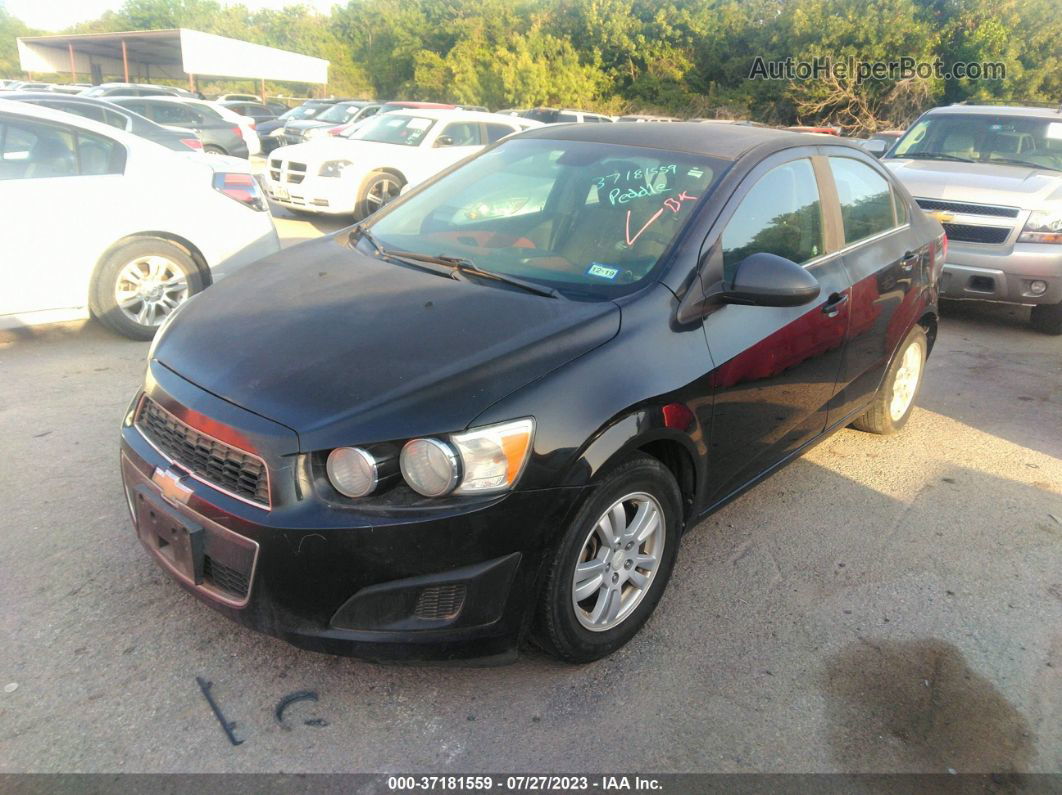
[439,122,483,146]
[827,157,897,244]
[484,123,517,143]
[0,117,124,179]
[721,158,824,280]
[150,103,201,126]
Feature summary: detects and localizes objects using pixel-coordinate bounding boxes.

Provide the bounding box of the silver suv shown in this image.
[884,104,1062,334]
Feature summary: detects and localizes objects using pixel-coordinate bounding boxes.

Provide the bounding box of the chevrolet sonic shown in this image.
[120,123,944,663]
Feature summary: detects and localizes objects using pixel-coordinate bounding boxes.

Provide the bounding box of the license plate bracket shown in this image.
[134,486,205,585]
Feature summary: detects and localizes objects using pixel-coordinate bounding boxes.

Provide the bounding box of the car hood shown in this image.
[153,234,621,451]
[884,158,1062,208]
[270,139,403,168]
[285,118,337,132]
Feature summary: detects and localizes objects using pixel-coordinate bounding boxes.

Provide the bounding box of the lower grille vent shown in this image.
[414,584,466,620]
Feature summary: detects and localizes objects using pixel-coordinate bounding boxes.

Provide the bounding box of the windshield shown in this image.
[289,104,325,120]
[366,138,725,299]
[345,114,436,146]
[891,113,1062,171]
[317,102,362,123]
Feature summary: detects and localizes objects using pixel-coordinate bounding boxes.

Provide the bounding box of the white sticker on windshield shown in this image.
[1047,122,1062,140]
[406,118,432,130]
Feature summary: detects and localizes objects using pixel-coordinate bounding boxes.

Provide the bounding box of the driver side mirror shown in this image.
[435,135,454,147]
[720,252,820,307]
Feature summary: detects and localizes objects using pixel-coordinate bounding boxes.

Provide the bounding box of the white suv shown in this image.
[265,109,540,219]
[0,101,280,339]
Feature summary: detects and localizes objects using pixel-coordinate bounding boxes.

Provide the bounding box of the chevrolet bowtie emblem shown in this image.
[927,210,954,223]
[152,467,193,506]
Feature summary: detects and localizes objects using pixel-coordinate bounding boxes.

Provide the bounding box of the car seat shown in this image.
[24,135,76,179]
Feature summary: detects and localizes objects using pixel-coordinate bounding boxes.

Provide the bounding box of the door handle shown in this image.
[901,250,919,271]
[821,291,849,317]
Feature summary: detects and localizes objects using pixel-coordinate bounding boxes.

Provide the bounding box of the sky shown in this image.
[6,0,341,32]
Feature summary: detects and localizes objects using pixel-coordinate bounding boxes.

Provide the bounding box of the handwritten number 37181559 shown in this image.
[625,192,698,246]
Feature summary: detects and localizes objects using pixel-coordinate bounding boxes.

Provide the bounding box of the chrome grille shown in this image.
[941,223,1011,245]
[136,397,270,507]
[915,198,1019,218]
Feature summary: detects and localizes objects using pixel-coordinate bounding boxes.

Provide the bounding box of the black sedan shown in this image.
[108,96,248,158]
[0,93,203,152]
[120,123,944,663]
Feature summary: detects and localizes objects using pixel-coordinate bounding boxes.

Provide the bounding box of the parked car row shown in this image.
[0,101,279,339]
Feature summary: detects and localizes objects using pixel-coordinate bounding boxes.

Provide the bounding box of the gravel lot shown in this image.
[1,208,1059,774]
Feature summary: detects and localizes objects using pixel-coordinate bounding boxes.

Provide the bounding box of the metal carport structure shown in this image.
[16,29,329,94]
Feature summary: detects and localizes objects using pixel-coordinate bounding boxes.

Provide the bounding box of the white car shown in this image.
[0,101,280,339]
[265,109,541,218]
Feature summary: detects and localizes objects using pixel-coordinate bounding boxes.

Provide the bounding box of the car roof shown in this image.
[2,91,124,106]
[516,121,853,160]
[0,98,145,145]
[925,104,1062,119]
[378,108,543,125]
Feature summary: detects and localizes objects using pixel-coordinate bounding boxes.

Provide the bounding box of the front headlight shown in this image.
[269,128,285,138]
[399,418,536,497]
[401,438,461,497]
[326,447,378,498]
[304,127,327,140]
[1019,209,1062,244]
[318,159,352,178]
[451,418,535,494]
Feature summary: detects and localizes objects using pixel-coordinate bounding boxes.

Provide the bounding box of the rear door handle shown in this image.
[901,250,919,270]
[822,291,849,317]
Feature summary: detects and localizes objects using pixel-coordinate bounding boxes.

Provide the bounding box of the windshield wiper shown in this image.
[986,157,1062,173]
[381,250,562,299]
[348,229,561,298]
[905,152,976,163]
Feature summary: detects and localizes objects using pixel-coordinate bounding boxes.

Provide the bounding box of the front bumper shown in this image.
[264,173,356,215]
[941,241,1062,305]
[118,367,585,662]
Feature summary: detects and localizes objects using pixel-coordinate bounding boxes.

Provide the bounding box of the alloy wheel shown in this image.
[114,255,189,328]
[366,177,401,209]
[889,342,922,421]
[572,491,665,632]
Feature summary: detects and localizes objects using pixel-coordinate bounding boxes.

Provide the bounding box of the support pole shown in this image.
[122,39,129,82]
[188,73,195,92]
[68,43,76,81]
[260,78,266,102]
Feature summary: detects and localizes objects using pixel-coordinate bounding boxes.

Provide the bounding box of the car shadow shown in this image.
[822,638,1035,775]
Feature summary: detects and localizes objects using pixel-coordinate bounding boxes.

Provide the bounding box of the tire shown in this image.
[89,238,204,341]
[533,454,682,663]
[203,144,226,155]
[1030,302,1062,335]
[851,325,928,435]
[355,170,405,220]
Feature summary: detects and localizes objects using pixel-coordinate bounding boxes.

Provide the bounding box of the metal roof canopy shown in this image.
[17,29,328,85]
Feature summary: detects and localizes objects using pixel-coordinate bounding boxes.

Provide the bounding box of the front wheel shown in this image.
[89,238,204,340]
[533,454,682,663]
[355,170,405,220]
[851,325,928,434]
[1030,301,1062,335]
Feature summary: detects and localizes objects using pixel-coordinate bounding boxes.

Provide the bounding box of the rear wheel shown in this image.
[1030,301,1062,335]
[89,238,203,341]
[851,325,928,434]
[203,144,226,155]
[355,170,404,220]
[533,454,682,663]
